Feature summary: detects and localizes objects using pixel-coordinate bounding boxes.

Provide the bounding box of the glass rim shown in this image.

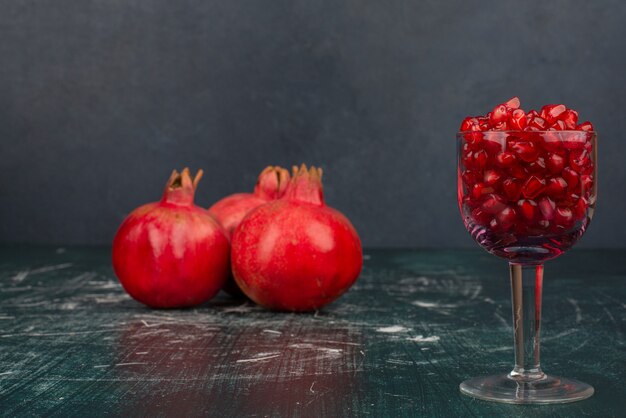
[457,130,596,135]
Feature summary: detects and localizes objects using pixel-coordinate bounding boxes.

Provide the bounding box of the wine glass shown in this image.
[457,130,597,404]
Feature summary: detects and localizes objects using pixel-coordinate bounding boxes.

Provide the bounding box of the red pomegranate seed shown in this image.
[527,110,539,118]
[511,141,539,162]
[490,104,509,126]
[472,183,494,200]
[474,150,488,169]
[522,175,546,199]
[483,135,506,155]
[509,164,529,180]
[497,206,517,230]
[462,170,479,186]
[496,152,516,168]
[554,207,574,228]
[503,178,522,201]
[551,120,566,130]
[573,198,588,220]
[471,208,492,226]
[541,104,567,125]
[481,194,507,214]
[478,117,491,131]
[492,121,509,131]
[577,121,594,131]
[569,150,590,172]
[546,153,565,174]
[530,116,547,130]
[464,132,484,147]
[528,156,546,173]
[517,199,538,222]
[461,117,479,131]
[538,197,556,220]
[484,169,503,186]
[546,177,568,197]
[509,109,528,130]
[562,167,580,189]
[580,174,593,193]
[504,97,521,109]
[561,109,579,129]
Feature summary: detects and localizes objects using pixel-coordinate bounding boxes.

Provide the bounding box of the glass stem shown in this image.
[508,263,545,381]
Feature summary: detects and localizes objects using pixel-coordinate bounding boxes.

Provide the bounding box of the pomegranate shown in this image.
[209,166,291,236]
[112,168,230,308]
[208,166,290,296]
[231,164,363,312]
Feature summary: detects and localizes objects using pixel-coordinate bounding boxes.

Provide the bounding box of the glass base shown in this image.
[460,373,594,404]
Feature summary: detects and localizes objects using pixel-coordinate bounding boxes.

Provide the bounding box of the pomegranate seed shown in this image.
[527,110,539,118]
[517,199,538,222]
[496,152,516,168]
[503,178,522,201]
[546,153,565,174]
[560,109,579,129]
[464,132,484,147]
[542,132,563,151]
[546,177,568,197]
[528,156,546,173]
[538,197,556,220]
[577,121,594,131]
[541,104,567,125]
[530,116,547,130]
[484,169,503,186]
[490,104,509,126]
[562,167,580,190]
[554,207,574,228]
[497,206,517,230]
[492,121,509,131]
[510,141,539,162]
[462,170,479,186]
[573,198,588,220]
[551,120,566,130]
[509,164,529,180]
[460,117,479,131]
[471,208,492,226]
[474,150,488,169]
[580,174,593,194]
[483,135,505,155]
[481,194,507,214]
[569,150,590,172]
[478,117,491,131]
[504,97,521,109]
[522,175,546,199]
[509,109,528,130]
[582,161,594,175]
[472,183,494,200]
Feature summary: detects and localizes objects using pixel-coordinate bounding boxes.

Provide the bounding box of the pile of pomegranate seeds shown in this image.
[460,97,594,133]
[458,97,596,240]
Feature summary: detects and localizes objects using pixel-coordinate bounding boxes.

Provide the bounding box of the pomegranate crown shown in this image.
[283,164,324,206]
[254,166,291,200]
[162,167,203,206]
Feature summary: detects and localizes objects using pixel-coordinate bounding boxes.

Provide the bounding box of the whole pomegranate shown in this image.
[112,168,230,308]
[209,165,290,296]
[231,164,363,311]
[209,166,290,236]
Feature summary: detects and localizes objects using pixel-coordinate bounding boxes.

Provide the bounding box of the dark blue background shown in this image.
[1,1,624,247]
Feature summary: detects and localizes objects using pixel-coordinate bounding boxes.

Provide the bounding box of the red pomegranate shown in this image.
[208,166,290,296]
[231,164,363,311]
[209,166,290,235]
[112,168,230,308]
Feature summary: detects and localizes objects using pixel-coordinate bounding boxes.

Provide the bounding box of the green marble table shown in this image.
[0,246,624,417]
